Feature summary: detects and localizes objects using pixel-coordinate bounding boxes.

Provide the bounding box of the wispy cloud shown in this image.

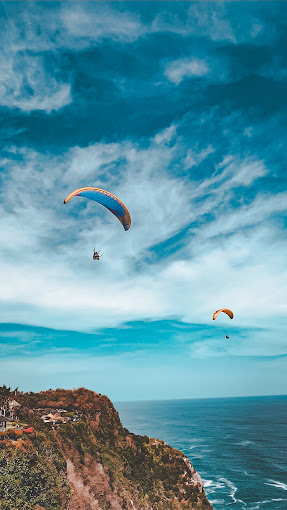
[61,3,145,43]
[183,146,215,170]
[165,58,209,85]
[1,2,147,53]
[152,2,269,44]
[0,30,72,112]
[0,56,71,112]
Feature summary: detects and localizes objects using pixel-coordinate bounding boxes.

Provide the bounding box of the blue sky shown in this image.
[0,1,286,401]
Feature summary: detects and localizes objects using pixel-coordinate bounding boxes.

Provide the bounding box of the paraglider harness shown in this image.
[93,249,103,261]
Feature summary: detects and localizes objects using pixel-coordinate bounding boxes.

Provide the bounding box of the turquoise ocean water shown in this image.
[116,396,287,509]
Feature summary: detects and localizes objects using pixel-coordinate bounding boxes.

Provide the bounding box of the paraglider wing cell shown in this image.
[63,187,131,231]
[212,308,234,320]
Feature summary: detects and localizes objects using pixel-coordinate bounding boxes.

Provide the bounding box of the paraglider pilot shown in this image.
[93,249,102,260]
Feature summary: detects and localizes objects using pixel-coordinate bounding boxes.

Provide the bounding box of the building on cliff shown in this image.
[0,415,10,431]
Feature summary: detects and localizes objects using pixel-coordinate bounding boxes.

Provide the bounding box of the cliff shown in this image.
[0,387,212,510]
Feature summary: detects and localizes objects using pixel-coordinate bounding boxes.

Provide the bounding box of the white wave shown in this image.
[191,453,203,459]
[219,477,246,506]
[189,443,210,451]
[236,440,254,446]
[230,467,256,478]
[202,479,214,488]
[202,478,226,493]
[173,438,200,445]
[250,498,286,509]
[265,480,287,491]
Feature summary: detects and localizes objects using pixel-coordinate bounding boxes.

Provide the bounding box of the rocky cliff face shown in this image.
[0,388,212,510]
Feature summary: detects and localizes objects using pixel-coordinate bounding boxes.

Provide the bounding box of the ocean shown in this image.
[116,396,287,510]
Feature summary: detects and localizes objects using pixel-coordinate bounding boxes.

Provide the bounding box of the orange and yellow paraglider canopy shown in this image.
[212,308,234,320]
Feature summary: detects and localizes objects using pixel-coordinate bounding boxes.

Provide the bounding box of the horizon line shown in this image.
[114,393,287,404]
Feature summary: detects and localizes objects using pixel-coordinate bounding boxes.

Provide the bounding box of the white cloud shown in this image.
[165,58,209,85]
[184,146,214,170]
[152,2,269,45]
[198,192,287,240]
[154,124,177,145]
[61,4,145,43]
[0,49,71,113]
[0,5,74,113]
[186,3,237,43]
[1,3,147,55]
[198,156,268,194]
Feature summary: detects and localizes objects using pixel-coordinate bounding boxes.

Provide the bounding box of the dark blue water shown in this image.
[116,396,287,509]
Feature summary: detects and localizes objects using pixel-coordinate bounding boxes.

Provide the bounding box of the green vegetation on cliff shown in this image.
[0,440,71,510]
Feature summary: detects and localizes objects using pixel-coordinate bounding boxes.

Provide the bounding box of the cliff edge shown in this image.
[0,387,212,510]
